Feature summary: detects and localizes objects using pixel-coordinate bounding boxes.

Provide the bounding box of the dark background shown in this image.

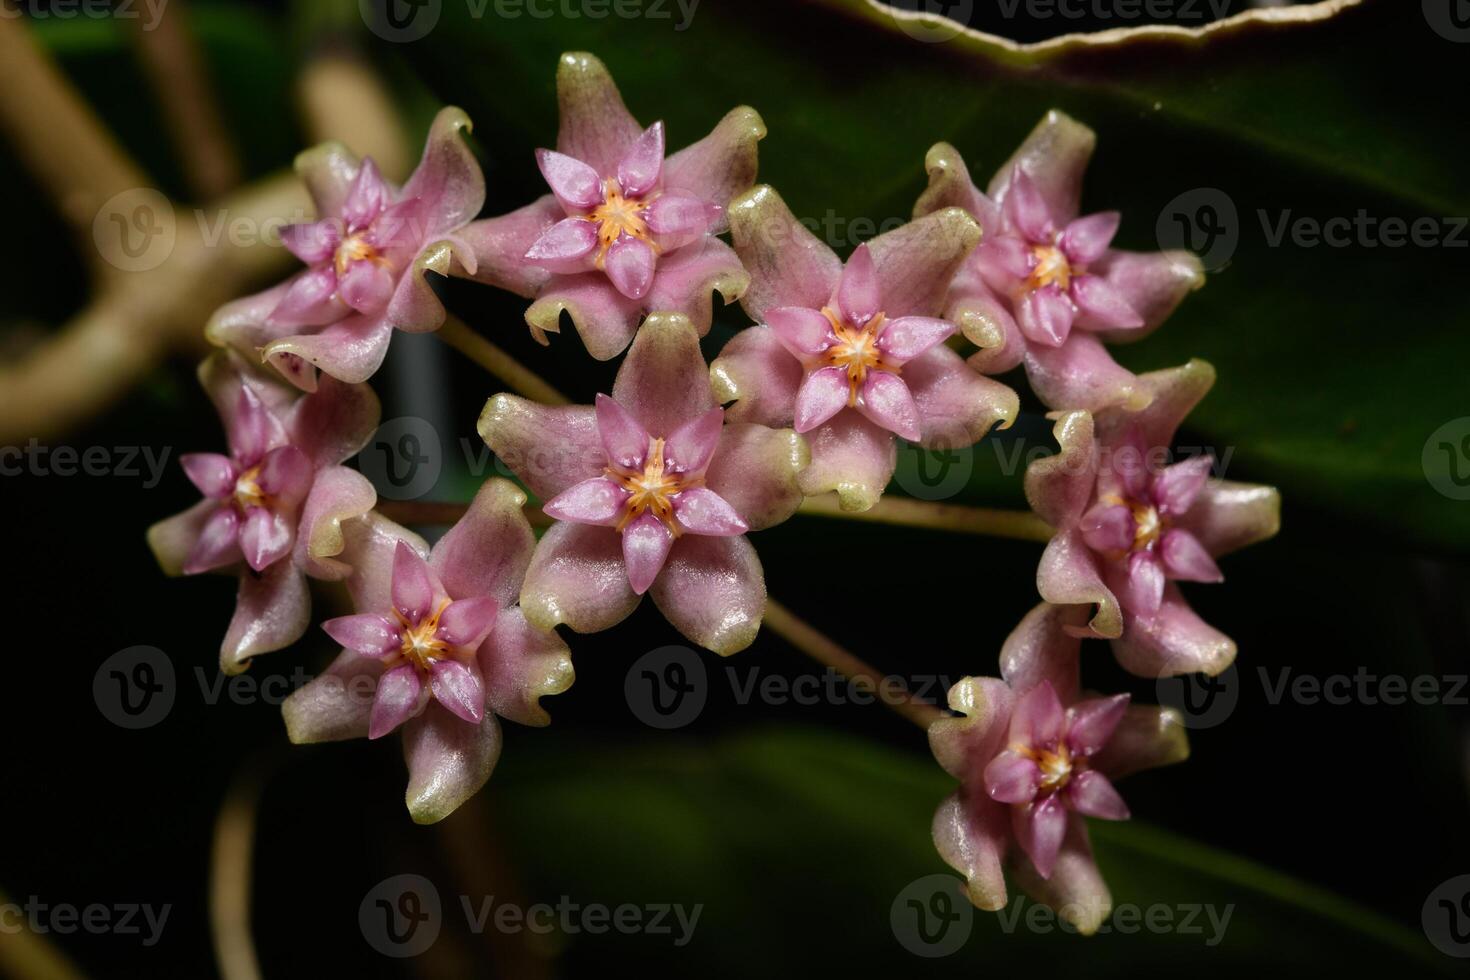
[3,0,1467,976]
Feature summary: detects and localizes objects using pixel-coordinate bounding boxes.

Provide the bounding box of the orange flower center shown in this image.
[607,438,693,535]
[395,599,452,672]
[333,231,382,278]
[1027,242,1073,292]
[582,179,660,270]
[1101,494,1166,556]
[232,465,267,511]
[1015,741,1074,794]
[820,307,895,406]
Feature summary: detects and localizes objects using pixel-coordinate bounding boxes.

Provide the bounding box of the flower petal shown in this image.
[341,513,430,614]
[429,658,485,724]
[1091,704,1190,778]
[1013,795,1068,879]
[477,395,601,500]
[649,533,764,656]
[293,140,360,219]
[984,749,1040,804]
[603,234,657,300]
[1173,481,1281,558]
[913,141,1000,232]
[455,196,563,298]
[672,487,748,536]
[797,412,897,513]
[402,702,501,824]
[255,445,311,505]
[1022,331,1149,414]
[1059,211,1120,266]
[1003,167,1055,243]
[536,148,605,213]
[398,107,486,240]
[766,306,836,358]
[1017,284,1075,347]
[643,194,716,252]
[998,602,1086,703]
[239,507,294,572]
[1036,530,1123,640]
[1088,248,1205,342]
[478,606,576,726]
[523,217,600,273]
[323,614,401,659]
[987,110,1095,225]
[876,316,952,365]
[664,406,725,476]
[1111,584,1235,678]
[295,465,377,580]
[642,236,749,338]
[229,384,287,465]
[261,312,395,390]
[392,539,438,622]
[1160,529,1224,583]
[866,208,981,319]
[857,371,921,442]
[1064,770,1130,820]
[611,311,716,435]
[1010,680,1065,747]
[836,243,881,326]
[341,157,390,230]
[429,478,537,606]
[793,367,851,434]
[622,511,675,595]
[595,393,652,471]
[616,121,664,199]
[369,663,428,739]
[931,676,1015,779]
[932,790,1011,912]
[1011,817,1111,936]
[181,453,235,499]
[184,506,241,574]
[703,423,808,532]
[281,648,383,743]
[973,236,1034,292]
[281,219,341,265]
[287,373,382,468]
[727,185,842,322]
[1096,359,1215,455]
[662,105,764,224]
[520,521,640,634]
[709,325,802,427]
[1153,454,1215,515]
[148,500,216,577]
[902,345,1017,450]
[1079,503,1132,554]
[543,477,630,527]
[525,272,643,360]
[1071,274,1143,330]
[1121,551,1165,617]
[436,597,499,650]
[1023,410,1096,528]
[221,561,309,674]
[555,51,644,175]
[1065,694,1130,757]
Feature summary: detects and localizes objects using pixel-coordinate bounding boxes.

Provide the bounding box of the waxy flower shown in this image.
[282,480,574,824]
[930,602,1189,934]
[456,52,761,360]
[711,185,1017,512]
[1026,360,1281,677]
[148,352,380,673]
[914,111,1204,413]
[208,107,486,390]
[479,312,807,654]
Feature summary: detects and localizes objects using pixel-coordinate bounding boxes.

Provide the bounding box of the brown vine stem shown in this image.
[436,315,571,406]
[762,599,944,729]
[209,764,266,980]
[0,888,86,980]
[798,493,1053,541]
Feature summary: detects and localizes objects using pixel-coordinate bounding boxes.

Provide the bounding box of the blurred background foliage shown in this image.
[2,0,1467,975]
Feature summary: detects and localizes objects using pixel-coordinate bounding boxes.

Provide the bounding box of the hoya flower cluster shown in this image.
[149,52,1278,928]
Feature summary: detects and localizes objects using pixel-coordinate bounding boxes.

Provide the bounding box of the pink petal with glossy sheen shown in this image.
[1122,551,1166,617]
[1066,694,1130,756]
[1065,770,1130,820]
[181,453,235,499]
[622,511,675,595]
[1080,503,1133,554]
[1108,427,1151,500]
[875,316,953,365]
[1059,211,1120,266]
[595,393,652,471]
[1071,275,1144,330]
[342,157,390,230]
[765,306,836,358]
[1015,795,1068,879]
[392,539,438,623]
[672,487,748,536]
[1004,167,1056,243]
[974,236,1034,292]
[535,148,604,213]
[523,217,600,273]
[793,366,851,434]
[240,507,293,571]
[435,596,499,649]
[836,243,882,326]
[183,506,241,574]
[616,121,664,199]
[603,235,656,300]
[1017,284,1075,347]
[797,411,897,514]
[702,423,807,532]
[477,396,602,500]
[663,406,724,475]
[1022,331,1145,415]
[543,477,629,527]
[857,371,921,442]
[648,533,765,656]
[281,219,341,264]
[519,521,640,635]
[1010,680,1066,748]
[984,749,1040,804]
[402,703,502,824]
[643,195,715,252]
[229,385,283,466]
[710,325,803,427]
[1153,455,1214,515]
[609,312,716,433]
[369,663,426,739]
[255,445,311,505]
[1160,529,1224,583]
[268,266,344,329]
[429,658,485,724]
[322,613,401,658]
